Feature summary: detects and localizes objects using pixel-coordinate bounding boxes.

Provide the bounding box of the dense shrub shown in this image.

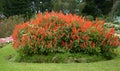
[12,12,120,59]
[0,15,24,38]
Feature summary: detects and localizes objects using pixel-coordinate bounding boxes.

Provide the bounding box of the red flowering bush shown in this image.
[12,12,120,58]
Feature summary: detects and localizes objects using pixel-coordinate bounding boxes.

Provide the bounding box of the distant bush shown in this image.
[0,15,24,38]
[12,12,120,59]
[52,0,86,15]
[85,15,94,21]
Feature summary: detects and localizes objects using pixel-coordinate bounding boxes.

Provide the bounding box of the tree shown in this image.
[82,0,98,17]
[0,0,4,12]
[82,0,113,17]
[94,0,113,15]
[110,0,120,17]
[52,0,86,15]
[33,0,53,13]
[3,0,33,19]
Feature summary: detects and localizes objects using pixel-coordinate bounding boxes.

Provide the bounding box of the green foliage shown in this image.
[94,0,113,15]
[0,43,4,48]
[36,0,53,12]
[3,0,33,20]
[110,1,120,18]
[0,15,24,38]
[85,15,94,21]
[15,52,105,63]
[0,0,4,12]
[82,0,113,17]
[52,0,86,15]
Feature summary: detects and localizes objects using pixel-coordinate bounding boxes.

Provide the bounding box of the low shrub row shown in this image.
[12,12,120,59]
[15,53,105,63]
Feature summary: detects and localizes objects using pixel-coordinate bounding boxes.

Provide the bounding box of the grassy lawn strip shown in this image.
[0,44,120,71]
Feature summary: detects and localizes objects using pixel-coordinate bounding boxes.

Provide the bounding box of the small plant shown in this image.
[12,12,120,60]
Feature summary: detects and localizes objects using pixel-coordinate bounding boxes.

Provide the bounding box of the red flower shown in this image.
[72,27,77,34]
[110,27,115,34]
[81,21,92,32]
[54,37,57,43]
[105,28,115,39]
[72,35,77,40]
[37,13,42,23]
[62,41,65,46]
[105,32,111,39]
[13,41,19,49]
[100,20,105,25]
[90,41,96,48]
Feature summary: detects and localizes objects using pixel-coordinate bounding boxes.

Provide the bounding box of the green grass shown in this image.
[0,44,120,71]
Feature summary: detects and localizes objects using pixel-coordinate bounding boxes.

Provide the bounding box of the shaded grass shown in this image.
[0,44,120,71]
[16,53,105,63]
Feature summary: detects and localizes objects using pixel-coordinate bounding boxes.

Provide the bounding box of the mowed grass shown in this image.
[0,44,120,71]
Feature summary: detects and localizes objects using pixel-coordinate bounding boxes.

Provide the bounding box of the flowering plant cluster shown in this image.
[12,12,120,57]
[0,36,13,43]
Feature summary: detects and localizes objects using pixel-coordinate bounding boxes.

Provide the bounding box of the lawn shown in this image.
[0,44,120,71]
